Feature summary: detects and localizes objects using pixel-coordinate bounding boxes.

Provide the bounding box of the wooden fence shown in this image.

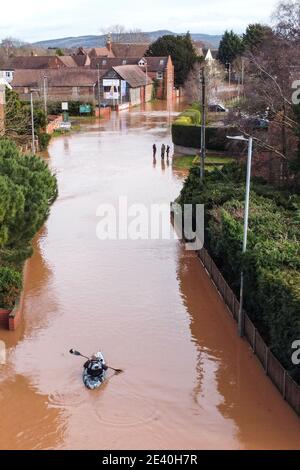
[197,247,300,417]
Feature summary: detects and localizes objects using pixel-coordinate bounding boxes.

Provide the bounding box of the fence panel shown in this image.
[244,314,255,349]
[268,351,285,394]
[285,375,300,416]
[197,248,300,416]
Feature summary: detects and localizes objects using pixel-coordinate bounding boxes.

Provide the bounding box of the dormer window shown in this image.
[159,59,164,65]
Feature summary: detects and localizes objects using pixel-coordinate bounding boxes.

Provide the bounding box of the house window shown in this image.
[5,71,11,78]
[159,59,164,65]
[156,71,163,80]
[102,60,107,65]
[138,59,146,66]
[122,60,126,65]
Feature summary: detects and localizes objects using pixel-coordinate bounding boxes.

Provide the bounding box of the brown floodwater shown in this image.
[0,100,300,450]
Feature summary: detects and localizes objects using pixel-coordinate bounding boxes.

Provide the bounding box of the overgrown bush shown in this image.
[47,101,94,116]
[0,138,57,307]
[38,132,51,151]
[178,163,300,378]
[0,267,22,309]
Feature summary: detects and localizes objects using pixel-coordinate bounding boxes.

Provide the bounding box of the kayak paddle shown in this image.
[69,349,123,373]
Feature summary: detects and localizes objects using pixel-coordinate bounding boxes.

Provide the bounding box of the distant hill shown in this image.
[33,31,222,50]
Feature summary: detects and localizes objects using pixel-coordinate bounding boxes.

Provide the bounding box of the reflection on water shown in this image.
[0,375,66,450]
[177,250,300,449]
[0,99,299,450]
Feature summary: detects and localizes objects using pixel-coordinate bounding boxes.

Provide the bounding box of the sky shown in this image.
[1,0,279,43]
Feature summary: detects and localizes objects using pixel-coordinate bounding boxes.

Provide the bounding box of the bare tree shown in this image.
[101,25,149,43]
[273,0,300,41]
[183,61,226,105]
[227,30,300,177]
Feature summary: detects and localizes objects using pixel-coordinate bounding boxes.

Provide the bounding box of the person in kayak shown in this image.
[84,355,108,378]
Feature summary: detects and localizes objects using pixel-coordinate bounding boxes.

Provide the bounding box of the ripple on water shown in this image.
[92,389,158,428]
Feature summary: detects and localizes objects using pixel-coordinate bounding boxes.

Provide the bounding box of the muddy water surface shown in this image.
[0,101,300,450]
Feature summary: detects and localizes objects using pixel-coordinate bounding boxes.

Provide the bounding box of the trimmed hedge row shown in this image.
[47,101,95,116]
[172,124,237,151]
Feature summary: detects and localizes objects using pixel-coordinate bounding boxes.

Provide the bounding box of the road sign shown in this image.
[79,104,92,114]
[59,121,72,130]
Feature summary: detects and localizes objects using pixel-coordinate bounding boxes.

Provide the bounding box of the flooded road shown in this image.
[0,101,300,450]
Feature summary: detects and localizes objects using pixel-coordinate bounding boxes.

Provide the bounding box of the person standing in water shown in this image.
[153,144,157,159]
[166,145,170,159]
[161,144,166,159]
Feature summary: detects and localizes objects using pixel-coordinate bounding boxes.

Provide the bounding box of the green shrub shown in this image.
[47,101,94,116]
[38,132,51,151]
[172,124,235,150]
[177,163,300,378]
[0,138,57,309]
[0,266,22,309]
[174,108,201,126]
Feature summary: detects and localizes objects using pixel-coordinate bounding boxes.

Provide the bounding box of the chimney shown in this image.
[106,33,112,53]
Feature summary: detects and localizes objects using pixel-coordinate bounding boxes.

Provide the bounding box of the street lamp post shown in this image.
[97,64,101,118]
[226,134,253,337]
[200,68,206,181]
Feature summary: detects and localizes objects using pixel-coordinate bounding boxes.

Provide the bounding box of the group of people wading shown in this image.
[152,143,171,164]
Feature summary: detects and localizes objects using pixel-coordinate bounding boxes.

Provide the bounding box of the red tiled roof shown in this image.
[111,43,150,58]
[89,47,115,58]
[12,68,104,87]
[6,56,67,70]
[56,55,78,67]
[90,56,169,72]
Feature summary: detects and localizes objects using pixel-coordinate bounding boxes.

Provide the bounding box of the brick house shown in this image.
[109,42,150,58]
[5,55,76,70]
[11,68,103,103]
[91,55,174,100]
[100,65,152,107]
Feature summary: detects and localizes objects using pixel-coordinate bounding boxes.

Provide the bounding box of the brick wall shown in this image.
[46,115,63,134]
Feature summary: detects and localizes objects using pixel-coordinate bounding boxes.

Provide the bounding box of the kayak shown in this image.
[82,351,107,390]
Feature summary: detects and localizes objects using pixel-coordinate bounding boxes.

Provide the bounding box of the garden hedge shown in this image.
[178,163,300,381]
[172,124,237,151]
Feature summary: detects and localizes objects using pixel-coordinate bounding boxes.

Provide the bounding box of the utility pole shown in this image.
[97,64,101,118]
[200,68,206,181]
[30,90,35,154]
[43,75,48,118]
[145,62,148,104]
[227,62,231,87]
[241,59,245,87]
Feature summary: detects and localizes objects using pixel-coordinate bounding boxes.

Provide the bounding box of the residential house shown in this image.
[91,55,174,100]
[4,55,76,70]
[109,42,150,58]
[11,68,103,103]
[203,48,218,63]
[101,65,152,108]
[72,46,114,67]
